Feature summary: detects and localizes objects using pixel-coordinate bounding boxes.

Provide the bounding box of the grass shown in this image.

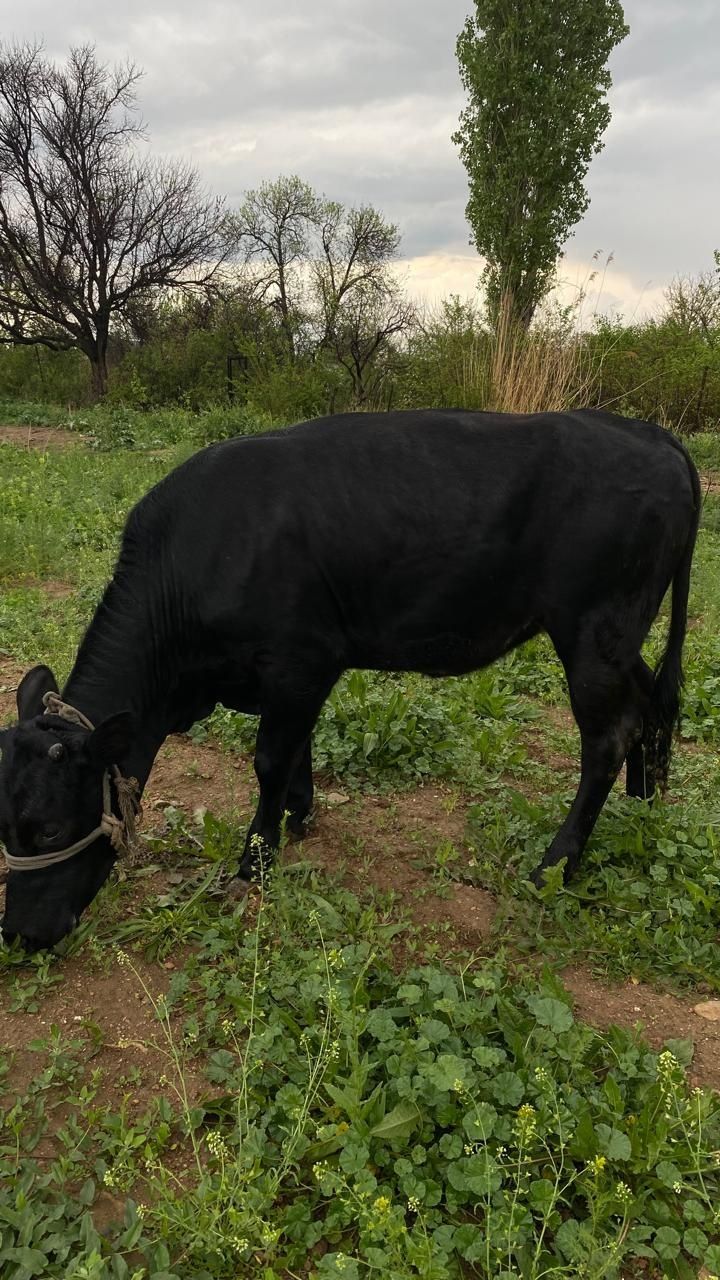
[487,299,598,415]
[468,766,720,988]
[3,851,720,1279]
[2,422,720,1276]
[0,397,274,452]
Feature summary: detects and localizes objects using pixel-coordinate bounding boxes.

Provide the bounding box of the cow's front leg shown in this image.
[285,738,314,838]
[237,700,325,882]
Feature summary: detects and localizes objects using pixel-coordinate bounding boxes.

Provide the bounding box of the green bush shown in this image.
[200,668,530,788]
[589,318,720,433]
[0,346,90,403]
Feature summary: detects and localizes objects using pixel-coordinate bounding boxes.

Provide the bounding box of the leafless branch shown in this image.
[0,41,231,395]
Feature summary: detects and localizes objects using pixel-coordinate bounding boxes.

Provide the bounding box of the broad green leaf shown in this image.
[528,1178,556,1212]
[472,1045,506,1069]
[664,1037,695,1067]
[423,1053,471,1092]
[683,1227,708,1258]
[526,995,573,1033]
[491,1070,524,1107]
[317,1254,360,1279]
[555,1218,594,1262]
[371,1100,419,1141]
[653,1226,681,1261]
[462,1102,497,1141]
[704,1244,720,1271]
[595,1124,631,1161]
[1,1247,50,1271]
[655,1159,683,1188]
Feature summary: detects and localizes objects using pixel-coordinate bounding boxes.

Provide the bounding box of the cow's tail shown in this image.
[644,449,701,792]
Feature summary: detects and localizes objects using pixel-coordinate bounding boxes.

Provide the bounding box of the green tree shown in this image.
[454,0,628,330]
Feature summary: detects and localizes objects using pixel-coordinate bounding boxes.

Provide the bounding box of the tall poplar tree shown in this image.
[454,0,628,329]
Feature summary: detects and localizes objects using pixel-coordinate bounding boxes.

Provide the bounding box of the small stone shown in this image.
[324,790,350,808]
[693,1000,720,1022]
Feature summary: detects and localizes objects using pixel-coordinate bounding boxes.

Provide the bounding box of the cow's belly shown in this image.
[350,616,542,677]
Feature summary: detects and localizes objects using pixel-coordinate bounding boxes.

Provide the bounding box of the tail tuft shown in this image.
[644,446,701,792]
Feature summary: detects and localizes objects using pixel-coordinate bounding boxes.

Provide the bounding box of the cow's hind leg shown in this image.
[625,657,656,800]
[237,687,330,882]
[531,638,644,886]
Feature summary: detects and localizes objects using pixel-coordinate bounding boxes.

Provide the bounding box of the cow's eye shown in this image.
[39,823,62,844]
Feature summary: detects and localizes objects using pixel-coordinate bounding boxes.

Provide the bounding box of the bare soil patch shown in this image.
[1,956,189,1111]
[0,423,85,450]
[304,783,497,945]
[563,968,720,1093]
[3,578,77,599]
[699,471,720,496]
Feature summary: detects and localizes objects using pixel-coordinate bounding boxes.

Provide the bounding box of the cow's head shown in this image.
[0,665,134,950]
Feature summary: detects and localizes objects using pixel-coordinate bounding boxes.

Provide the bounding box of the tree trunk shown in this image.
[86,335,109,401]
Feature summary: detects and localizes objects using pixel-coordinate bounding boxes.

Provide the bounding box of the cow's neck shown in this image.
[62,574,179,791]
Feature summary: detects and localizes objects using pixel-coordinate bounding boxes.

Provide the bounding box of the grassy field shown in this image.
[1,418,720,1279]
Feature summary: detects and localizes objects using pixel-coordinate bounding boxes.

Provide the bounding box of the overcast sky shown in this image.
[4,0,719,318]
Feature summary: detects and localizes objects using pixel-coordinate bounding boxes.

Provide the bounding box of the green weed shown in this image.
[468,775,720,988]
[2,420,720,1278]
[203,668,532,790]
[4,866,720,1278]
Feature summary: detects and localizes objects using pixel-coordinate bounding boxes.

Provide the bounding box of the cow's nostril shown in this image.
[39,823,63,845]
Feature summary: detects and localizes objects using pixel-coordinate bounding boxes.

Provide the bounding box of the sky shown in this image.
[4,0,719,320]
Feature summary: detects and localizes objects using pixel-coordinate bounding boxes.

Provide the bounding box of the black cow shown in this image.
[0,409,701,949]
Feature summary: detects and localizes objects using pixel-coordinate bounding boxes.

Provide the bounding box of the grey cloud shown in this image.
[3,0,719,300]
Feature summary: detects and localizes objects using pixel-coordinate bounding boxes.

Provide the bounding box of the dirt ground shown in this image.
[0,423,85,450]
[2,654,720,1096]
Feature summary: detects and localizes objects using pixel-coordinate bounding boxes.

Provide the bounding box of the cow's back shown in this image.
[127,409,697,674]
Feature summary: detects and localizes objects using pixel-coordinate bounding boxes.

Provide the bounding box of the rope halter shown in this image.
[1,692,141,874]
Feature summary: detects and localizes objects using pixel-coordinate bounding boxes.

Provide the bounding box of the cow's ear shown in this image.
[16,666,59,720]
[86,712,136,767]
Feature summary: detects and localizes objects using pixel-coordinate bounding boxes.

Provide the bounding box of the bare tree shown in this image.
[231,177,414,397]
[313,204,399,335]
[312,203,414,401]
[0,43,231,397]
[663,256,720,345]
[234,175,321,361]
[322,286,415,403]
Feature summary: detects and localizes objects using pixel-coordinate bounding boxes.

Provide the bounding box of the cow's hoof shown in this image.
[226,875,252,902]
[286,808,316,841]
[528,864,548,890]
[529,855,570,890]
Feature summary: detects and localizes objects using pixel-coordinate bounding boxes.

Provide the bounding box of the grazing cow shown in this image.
[0,409,700,949]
